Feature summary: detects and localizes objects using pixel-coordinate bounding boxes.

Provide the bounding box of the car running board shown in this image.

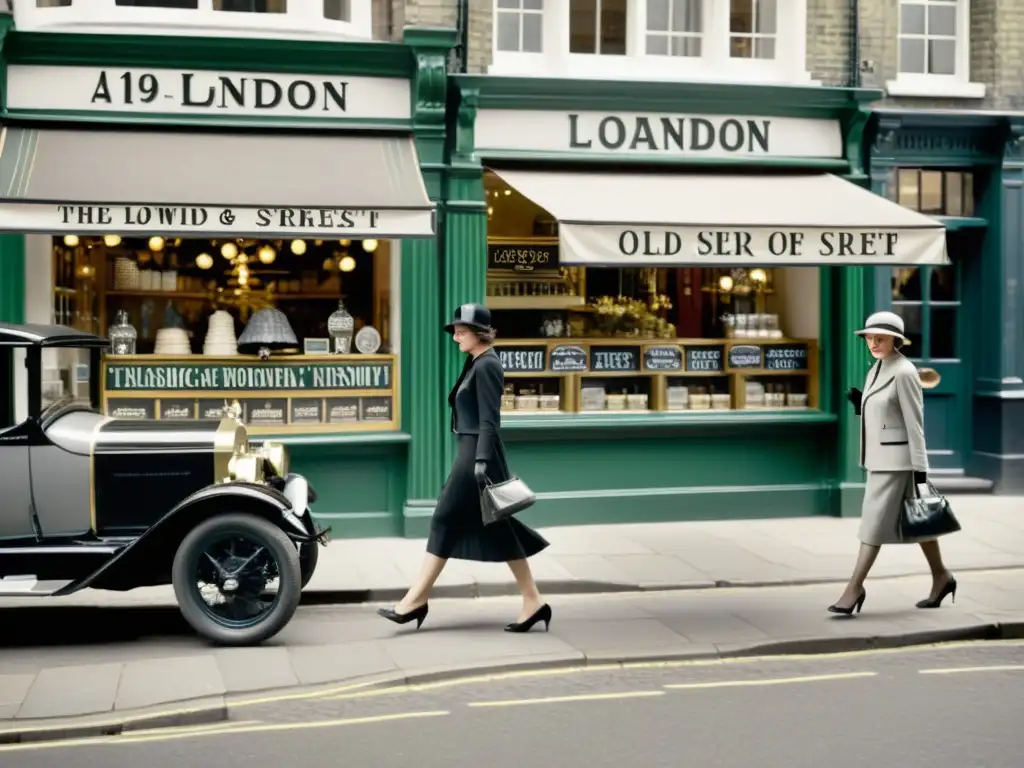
[0,576,75,596]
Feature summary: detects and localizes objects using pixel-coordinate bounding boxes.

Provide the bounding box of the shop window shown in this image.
[645,0,702,58]
[482,171,820,417]
[570,0,627,55]
[888,0,984,99]
[47,235,398,432]
[496,0,544,53]
[889,168,975,217]
[729,0,776,60]
[213,0,286,12]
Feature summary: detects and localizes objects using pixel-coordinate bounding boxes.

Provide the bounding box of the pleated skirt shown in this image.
[859,470,939,546]
[426,434,549,562]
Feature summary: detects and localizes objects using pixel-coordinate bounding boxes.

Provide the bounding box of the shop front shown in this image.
[0,21,457,536]
[434,76,949,531]
[866,110,1024,494]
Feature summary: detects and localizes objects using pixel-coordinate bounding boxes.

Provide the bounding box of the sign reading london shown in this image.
[5,65,412,121]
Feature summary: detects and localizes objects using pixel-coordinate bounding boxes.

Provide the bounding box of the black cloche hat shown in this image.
[444,303,492,334]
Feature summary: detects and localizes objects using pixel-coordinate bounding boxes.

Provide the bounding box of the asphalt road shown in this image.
[3,641,1023,768]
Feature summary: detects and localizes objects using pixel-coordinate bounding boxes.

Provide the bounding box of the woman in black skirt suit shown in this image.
[378,303,552,632]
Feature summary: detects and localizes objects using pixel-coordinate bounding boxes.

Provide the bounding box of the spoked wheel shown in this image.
[172,513,301,646]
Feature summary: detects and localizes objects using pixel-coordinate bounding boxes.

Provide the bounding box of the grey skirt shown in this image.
[859,470,939,546]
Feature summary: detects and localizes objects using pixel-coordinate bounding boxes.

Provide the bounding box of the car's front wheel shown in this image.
[298,540,319,589]
[172,513,301,646]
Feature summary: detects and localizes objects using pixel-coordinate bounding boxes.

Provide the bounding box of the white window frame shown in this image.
[644,0,703,59]
[489,0,813,86]
[886,0,985,99]
[494,0,544,55]
[12,0,373,41]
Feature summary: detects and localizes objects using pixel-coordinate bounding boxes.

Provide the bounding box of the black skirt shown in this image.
[426,434,549,562]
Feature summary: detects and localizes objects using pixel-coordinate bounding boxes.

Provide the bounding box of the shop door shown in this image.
[890,231,977,472]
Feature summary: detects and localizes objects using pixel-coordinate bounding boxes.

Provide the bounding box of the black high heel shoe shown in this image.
[378,602,429,629]
[828,589,866,616]
[505,603,552,633]
[916,576,957,609]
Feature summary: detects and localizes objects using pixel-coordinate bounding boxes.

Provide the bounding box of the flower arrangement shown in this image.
[593,294,676,338]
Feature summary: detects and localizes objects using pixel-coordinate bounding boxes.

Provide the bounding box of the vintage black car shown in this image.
[0,323,330,646]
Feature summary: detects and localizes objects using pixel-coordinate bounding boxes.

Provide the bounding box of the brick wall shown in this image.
[807,0,853,87]
[372,0,491,73]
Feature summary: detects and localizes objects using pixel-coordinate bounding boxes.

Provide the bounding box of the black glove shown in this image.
[847,387,863,415]
[914,471,927,485]
[474,461,489,488]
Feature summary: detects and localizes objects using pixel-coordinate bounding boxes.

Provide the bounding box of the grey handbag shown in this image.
[480,474,536,525]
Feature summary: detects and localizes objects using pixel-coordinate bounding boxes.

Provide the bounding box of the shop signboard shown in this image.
[104,359,393,392]
[764,344,809,371]
[0,203,434,238]
[727,345,763,369]
[5,66,412,122]
[685,345,724,373]
[476,110,843,159]
[487,243,560,273]
[549,345,588,372]
[497,346,548,373]
[643,345,683,371]
[589,346,641,372]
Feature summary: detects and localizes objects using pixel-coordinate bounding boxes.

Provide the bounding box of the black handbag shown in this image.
[900,479,961,540]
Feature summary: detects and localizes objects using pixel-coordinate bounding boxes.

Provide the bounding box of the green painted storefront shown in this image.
[864,110,1024,494]
[0,19,1020,537]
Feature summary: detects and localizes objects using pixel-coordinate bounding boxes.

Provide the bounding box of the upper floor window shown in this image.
[496,0,543,53]
[729,0,776,60]
[645,0,702,58]
[490,0,811,85]
[887,0,984,99]
[569,0,626,55]
[22,0,370,38]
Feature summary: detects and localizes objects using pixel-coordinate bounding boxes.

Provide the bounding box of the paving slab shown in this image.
[16,663,122,719]
[114,656,225,711]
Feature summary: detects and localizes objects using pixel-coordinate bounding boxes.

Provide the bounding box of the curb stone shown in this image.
[4,622,1022,747]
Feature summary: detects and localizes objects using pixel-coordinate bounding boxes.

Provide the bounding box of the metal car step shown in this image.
[0,576,73,596]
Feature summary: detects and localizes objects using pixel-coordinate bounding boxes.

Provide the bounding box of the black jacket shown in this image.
[449,348,503,463]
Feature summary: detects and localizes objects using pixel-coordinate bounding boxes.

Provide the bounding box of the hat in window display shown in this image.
[237,307,298,360]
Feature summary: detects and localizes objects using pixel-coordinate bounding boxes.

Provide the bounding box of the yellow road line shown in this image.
[118,720,263,739]
[664,671,878,690]
[0,711,450,754]
[468,690,665,708]
[919,664,1024,676]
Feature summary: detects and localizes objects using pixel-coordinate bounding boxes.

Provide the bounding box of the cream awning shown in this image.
[0,126,435,238]
[491,169,948,266]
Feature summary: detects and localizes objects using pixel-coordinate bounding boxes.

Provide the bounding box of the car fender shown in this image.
[53,481,317,596]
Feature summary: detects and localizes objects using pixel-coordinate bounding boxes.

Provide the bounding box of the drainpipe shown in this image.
[849,0,861,88]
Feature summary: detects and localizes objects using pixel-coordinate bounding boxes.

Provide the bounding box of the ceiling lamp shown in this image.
[103,234,122,247]
[258,244,277,264]
[148,236,165,252]
[362,239,378,253]
[718,275,734,292]
[196,253,213,270]
[339,239,350,247]
[221,241,238,260]
[339,255,356,273]
[63,235,80,247]
[290,239,306,256]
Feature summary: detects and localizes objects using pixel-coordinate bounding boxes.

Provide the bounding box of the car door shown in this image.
[0,422,36,540]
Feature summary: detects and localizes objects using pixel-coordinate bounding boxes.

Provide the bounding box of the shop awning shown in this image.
[0,126,435,238]
[490,169,948,266]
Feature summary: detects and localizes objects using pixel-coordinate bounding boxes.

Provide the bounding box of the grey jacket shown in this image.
[859,351,929,472]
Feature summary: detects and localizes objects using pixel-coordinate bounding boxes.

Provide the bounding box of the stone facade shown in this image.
[372,0,492,73]
[807,0,853,87]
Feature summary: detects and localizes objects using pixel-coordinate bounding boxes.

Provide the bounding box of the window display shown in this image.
[48,234,398,432]
[484,170,818,415]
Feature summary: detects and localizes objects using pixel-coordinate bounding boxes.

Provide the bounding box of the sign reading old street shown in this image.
[5,65,412,121]
[105,360,393,392]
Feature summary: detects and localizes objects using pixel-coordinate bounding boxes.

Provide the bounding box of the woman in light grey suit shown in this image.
[828,311,959,616]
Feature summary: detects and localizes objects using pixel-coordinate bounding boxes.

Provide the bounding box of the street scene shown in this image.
[3,0,1024,766]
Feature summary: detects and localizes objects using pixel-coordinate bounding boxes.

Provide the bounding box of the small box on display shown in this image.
[304,338,331,355]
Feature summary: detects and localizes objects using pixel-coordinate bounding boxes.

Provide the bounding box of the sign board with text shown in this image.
[487,243,560,273]
[101,355,399,433]
[0,203,434,238]
[5,65,412,123]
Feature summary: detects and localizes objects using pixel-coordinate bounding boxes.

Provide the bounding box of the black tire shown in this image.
[299,540,319,589]
[172,513,302,647]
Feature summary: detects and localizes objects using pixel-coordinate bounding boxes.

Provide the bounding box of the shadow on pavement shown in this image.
[0,605,195,646]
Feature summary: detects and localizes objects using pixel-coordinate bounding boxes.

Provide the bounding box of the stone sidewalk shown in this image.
[5,494,1020,609]
[1,569,1022,742]
[0,495,1022,742]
